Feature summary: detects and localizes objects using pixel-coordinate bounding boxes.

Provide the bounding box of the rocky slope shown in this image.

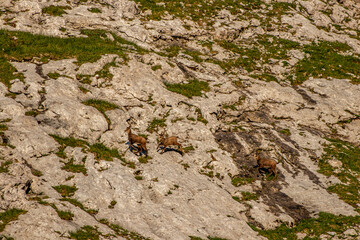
[1,0,360,239]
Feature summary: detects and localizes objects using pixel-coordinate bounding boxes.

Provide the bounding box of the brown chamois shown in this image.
[125,126,148,156]
[157,132,183,155]
[255,151,277,177]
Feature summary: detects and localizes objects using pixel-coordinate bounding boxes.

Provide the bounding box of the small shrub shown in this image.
[231,176,254,187]
[56,209,74,220]
[0,160,12,173]
[151,64,162,71]
[279,129,291,136]
[241,192,258,201]
[47,72,61,79]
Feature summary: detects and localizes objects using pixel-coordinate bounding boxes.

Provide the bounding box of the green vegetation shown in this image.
[183,145,195,153]
[0,58,24,89]
[53,185,78,197]
[138,156,152,164]
[50,134,134,168]
[251,73,278,82]
[56,208,74,221]
[318,138,360,207]
[231,176,254,187]
[0,29,145,68]
[0,208,27,232]
[147,118,166,133]
[61,158,87,175]
[293,41,360,84]
[255,212,360,240]
[241,191,258,201]
[135,175,143,180]
[47,72,61,79]
[195,108,208,125]
[164,79,210,98]
[95,60,117,82]
[0,124,7,131]
[42,5,71,16]
[279,129,291,136]
[108,200,117,209]
[78,86,90,94]
[189,236,229,240]
[99,218,150,239]
[60,198,98,215]
[134,0,261,24]
[151,64,162,71]
[0,160,12,173]
[82,99,119,126]
[69,225,101,240]
[88,7,102,13]
[25,110,39,117]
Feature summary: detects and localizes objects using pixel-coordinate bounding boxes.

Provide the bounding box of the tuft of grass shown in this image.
[0,57,24,89]
[183,145,195,153]
[78,86,90,94]
[89,143,120,162]
[47,72,61,79]
[0,160,12,173]
[164,79,210,98]
[0,208,27,232]
[135,176,143,181]
[53,185,77,197]
[60,198,98,215]
[251,73,278,82]
[108,200,117,209]
[147,118,167,133]
[151,64,162,71]
[69,225,101,240]
[61,158,87,175]
[82,99,119,126]
[195,108,208,125]
[241,192,258,201]
[56,209,74,221]
[255,212,360,240]
[42,5,71,16]
[279,129,291,136]
[0,124,8,131]
[25,110,39,117]
[231,176,254,187]
[138,156,152,164]
[99,219,150,239]
[88,7,102,13]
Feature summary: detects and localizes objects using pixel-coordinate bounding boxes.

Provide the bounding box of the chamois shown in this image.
[255,150,277,177]
[125,126,148,156]
[157,132,183,155]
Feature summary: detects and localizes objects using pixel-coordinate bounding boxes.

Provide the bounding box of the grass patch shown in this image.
[88,7,102,13]
[42,5,71,16]
[0,208,27,232]
[50,135,134,167]
[108,200,117,209]
[138,156,152,164]
[99,218,150,239]
[60,198,98,215]
[47,72,61,79]
[82,99,119,126]
[69,225,101,240]
[241,192,258,201]
[61,158,87,175]
[293,41,360,85]
[0,160,12,173]
[318,138,360,207]
[25,110,39,117]
[151,64,162,71]
[255,212,360,240]
[147,118,167,133]
[164,79,210,98]
[279,129,291,136]
[0,29,145,66]
[0,57,24,89]
[195,108,208,125]
[183,145,195,153]
[231,176,254,187]
[53,185,77,197]
[56,209,74,221]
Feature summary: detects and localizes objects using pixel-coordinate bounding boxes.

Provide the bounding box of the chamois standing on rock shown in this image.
[255,150,277,177]
[125,126,148,156]
[157,132,183,155]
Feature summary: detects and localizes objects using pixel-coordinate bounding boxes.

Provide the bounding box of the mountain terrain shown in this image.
[0,0,360,239]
